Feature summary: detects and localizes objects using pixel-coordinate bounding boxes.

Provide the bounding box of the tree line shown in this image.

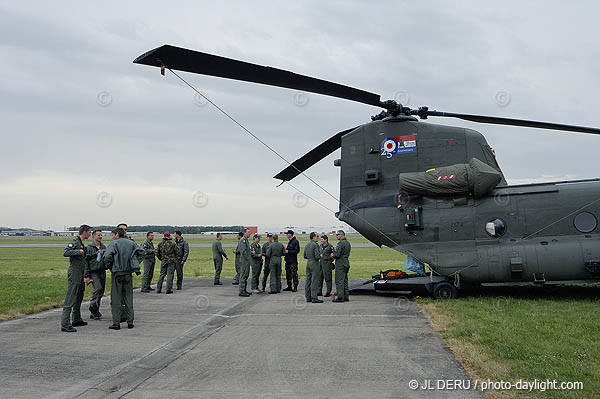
[67,225,244,234]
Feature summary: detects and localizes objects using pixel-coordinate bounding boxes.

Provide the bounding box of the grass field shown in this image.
[417,286,600,398]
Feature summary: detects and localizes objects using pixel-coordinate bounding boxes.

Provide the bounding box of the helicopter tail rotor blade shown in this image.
[421,110,600,135]
[274,126,359,182]
[134,45,382,107]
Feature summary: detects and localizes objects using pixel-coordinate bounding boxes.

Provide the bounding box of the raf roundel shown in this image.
[382,137,398,153]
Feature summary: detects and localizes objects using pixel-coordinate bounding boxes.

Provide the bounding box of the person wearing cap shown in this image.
[250,234,263,293]
[266,234,285,293]
[238,228,253,297]
[261,233,273,291]
[174,230,189,290]
[156,232,178,294]
[60,224,92,332]
[232,231,243,285]
[332,230,352,302]
[304,232,324,303]
[140,232,157,292]
[211,233,228,285]
[318,234,335,297]
[283,230,300,292]
[103,227,145,330]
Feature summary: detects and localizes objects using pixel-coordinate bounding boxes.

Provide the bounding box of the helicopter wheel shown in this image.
[432,282,458,300]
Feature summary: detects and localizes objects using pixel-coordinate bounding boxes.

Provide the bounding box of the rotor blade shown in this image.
[423,110,600,135]
[274,126,358,182]
[134,45,382,107]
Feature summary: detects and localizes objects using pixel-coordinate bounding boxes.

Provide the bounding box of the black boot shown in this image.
[282,285,292,292]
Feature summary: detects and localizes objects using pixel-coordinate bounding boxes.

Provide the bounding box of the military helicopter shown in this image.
[134,45,600,299]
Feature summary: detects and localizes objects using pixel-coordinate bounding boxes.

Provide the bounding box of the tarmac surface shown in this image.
[0,278,480,399]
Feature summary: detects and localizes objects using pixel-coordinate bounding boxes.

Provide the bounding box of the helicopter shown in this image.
[134,44,600,299]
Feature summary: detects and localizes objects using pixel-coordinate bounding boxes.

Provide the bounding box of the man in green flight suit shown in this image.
[85,229,106,320]
[211,233,228,285]
[103,227,145,329]
[261,233,273,292]
[140,231,157,292]
[232,231,243,285]
[174,230,189,290]
[61,224,92,332]
[304,232,324,303]
[318,234,335,297]
[238,228,253,297]
[250,234,263,293]
[156,232,178,294]
[332,230,352,302]
[266,234,284,293]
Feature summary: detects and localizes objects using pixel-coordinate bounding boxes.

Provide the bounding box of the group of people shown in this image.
[60,224,351,333]
[60,223,189,332]
[223,228,351,304]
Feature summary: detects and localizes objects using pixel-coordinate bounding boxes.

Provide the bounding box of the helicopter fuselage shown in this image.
[337,119,600,285]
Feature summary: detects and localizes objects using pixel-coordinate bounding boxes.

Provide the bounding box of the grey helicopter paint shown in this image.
[134,44,600,298]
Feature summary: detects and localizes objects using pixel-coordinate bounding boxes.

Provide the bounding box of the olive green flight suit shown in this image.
[304,240,322,302]
[233,238,242,283]
[157,237,178,292]
[238,236,252,294]
[141,239,156,290]
[261,241,271,291]
[250,241,263,290]
[267,242,284,292]
[174,237,189,290]
[318,243,335,296]
[212,239,227,284]
[333,238,351,300]
[85,241,107,317]
[103,238,145,325]
[61,236,87,328]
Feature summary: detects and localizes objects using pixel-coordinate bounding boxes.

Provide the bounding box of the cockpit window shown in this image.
[485,218,506,238]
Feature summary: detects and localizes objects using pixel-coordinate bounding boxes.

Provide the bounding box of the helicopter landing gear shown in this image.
[432,282,458,299]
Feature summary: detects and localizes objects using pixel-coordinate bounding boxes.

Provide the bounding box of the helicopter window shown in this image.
[574,212,597,233]
[485,218,506,238]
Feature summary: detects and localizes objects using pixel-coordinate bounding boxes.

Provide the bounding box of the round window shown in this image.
[485,218,507,237]
[574,212,597,233]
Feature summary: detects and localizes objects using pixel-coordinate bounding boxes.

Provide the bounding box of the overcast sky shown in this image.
[1,1,599,231]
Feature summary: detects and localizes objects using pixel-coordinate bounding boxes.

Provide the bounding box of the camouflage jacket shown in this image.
[157,237,178,262]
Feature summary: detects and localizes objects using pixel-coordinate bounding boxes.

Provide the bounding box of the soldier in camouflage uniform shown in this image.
[85,229,106,320]
[232,231,243,285]
[156,232,178,294]
[103,228,145,329]
[266,234,285,293]
[238,229,252,297]
[332,230,351,302]
[318,235,335,297]
[140,232,157,292]
[304,232,323,303]
[211,233,228,285]
[250,234,263,293]
[261,233,273,291]
[174,231,189,290]
[61,224,92,332]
